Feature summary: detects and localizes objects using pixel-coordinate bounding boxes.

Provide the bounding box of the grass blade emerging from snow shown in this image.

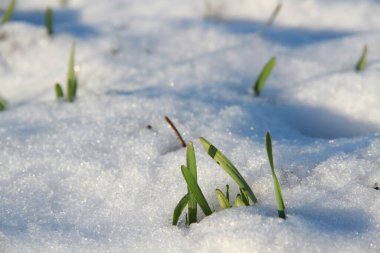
[215,188,232,209]
[0,96,7,111]
[234,194,246,207]
[266,132,286,219]
[186,142,198,224]
[55,83,64,99]
[181,165,212,216]
[45,7,54,35]
[265,3,282,28]
[355,44,367,71]
[199,137,258,204]
[172,193,190,225]
[67,43,77,102]
[1,0,16,24]
[253,57,276,96]
[239,188,250,206]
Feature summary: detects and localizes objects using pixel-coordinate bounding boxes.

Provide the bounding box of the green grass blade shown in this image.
[67,42,77,102]
[0,96,7,111]
[45,7,54,35]
[234,194,246,207]
[355,44,367,72]
[215,188,232,209]
[239,188,250,206]
[199,137,258,204]
[266,132,286,219]
[186,142,197,224]
[172,193,190,225]
[266,3,282,27]
[1,0,16,24]
[55,83,64,98]
[225,184,230,202]
[253,57,276,96]
[181,165,212,216]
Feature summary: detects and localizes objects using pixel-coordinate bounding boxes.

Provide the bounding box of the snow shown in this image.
[1,0,380,252]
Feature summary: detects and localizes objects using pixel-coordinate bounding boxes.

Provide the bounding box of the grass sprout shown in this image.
[234,194,246,207]
[355,44,367,72]
[186,142,198,224]
[54,43,78,102]
[45,7,54,35]
[164,116,186,148]
[266,132,286,219]
[0,96,7,111]
[253,57,276,96]
[215,188,232,209]
[181,165,213,216]
[67,42,77,102]
[199,137,258,204]
[55,83,64,99]
[1,0,16,24]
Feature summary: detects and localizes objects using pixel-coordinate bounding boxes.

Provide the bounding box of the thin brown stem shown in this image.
[164,116,186,148]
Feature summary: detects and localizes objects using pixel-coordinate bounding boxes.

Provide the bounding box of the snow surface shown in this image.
[1,0,380,252]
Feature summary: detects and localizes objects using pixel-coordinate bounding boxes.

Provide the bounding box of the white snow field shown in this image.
[1,0,380,252]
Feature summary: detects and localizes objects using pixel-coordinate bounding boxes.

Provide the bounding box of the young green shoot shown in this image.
[0,96,7,111]
[239,188,250,206]
[225,184,230,201]
[215,188,232,209]
[67,42,77,102]
[45,7,54,36]
[266,132,286,219]
[1,0,16,24]
[55,83,64,99]
[355,44,367,72]
[186,142,198,224]
[181,165,212,216]
[199,137,258,204]
[164,116,186,148]
[172,193,190,225]
[234,194,246,207]
[253,57,276,96]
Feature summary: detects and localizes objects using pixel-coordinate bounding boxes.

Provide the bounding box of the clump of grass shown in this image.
[54,43,78,102]
[173,142,212,225]
[173,133,287,226]
[266,132,286,219]
[199,137,258,204]
[164,116,186,148]
[0,96,7,111]
[355,44,367,72]
[45,7,54,36]
[253,57,276,96]
[1,0,16,24]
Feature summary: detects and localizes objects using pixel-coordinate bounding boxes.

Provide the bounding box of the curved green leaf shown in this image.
[253,57,276,96]
[266,132,286,219]
[1,0,16,24]
[172,193,190,225]
[199,137,257,204]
